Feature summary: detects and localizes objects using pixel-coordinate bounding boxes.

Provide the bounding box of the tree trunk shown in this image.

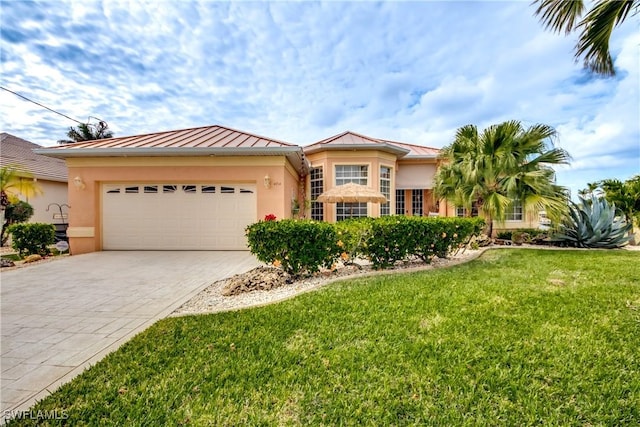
[486,215,493,238]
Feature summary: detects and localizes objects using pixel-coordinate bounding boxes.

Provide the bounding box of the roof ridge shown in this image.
[1,133,43,148]
[308,130,385,146]
[63,124,299,149]
[379,138,440,151]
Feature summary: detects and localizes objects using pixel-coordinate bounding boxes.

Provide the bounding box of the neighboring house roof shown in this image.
[0,133,68,182]
[35,125,309,175]
[303,131,439,159]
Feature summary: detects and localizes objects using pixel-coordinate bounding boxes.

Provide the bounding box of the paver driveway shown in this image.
[0,251,259,417]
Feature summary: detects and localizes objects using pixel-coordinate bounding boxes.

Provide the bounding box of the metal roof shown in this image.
[303,131,439,158]
[0,133,68,182]
[35,125,309,175]
[377,139,440,159]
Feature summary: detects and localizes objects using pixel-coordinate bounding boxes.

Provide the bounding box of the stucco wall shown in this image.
[65,156,297,254]
[18,180,68,224]
[305,150,397,221]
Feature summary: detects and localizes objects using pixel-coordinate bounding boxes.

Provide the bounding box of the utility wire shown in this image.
[1,86,84,125]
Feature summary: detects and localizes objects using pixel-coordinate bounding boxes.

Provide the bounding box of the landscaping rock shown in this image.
[222,266,292,296]
[1,258,15,268]
[23,254,43,263]
[470,234,492,247]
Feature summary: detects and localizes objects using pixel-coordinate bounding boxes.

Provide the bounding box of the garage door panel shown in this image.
[102,183,256,250]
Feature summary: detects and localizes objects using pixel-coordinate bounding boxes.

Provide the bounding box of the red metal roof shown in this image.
[304,131,439,158]
[45,124,298,150]
[378,139,440,157]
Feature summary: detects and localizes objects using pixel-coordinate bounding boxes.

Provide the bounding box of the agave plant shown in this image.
[554,194,631,248]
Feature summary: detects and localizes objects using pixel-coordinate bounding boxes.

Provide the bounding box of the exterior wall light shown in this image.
[73,176,86,190]
[264,174,271,189]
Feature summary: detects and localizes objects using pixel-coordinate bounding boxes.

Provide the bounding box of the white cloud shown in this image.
[1,0,637,195]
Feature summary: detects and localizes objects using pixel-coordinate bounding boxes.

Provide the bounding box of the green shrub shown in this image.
[1,200,34,245]
[364,216,484,269]
[516,228,550,243]
[246,216,485,273]
[333,217,373,265]
[8,222,55,256]
[363,216,413,269]
[246,219,339,276]
[496,231,513,240]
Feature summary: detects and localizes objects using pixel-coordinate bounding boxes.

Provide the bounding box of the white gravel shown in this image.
[171,248,486,316]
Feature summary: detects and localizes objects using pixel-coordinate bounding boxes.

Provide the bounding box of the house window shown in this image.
[412,189,423,216]
[456,202,480,217]
[336,165,368,221]
[336,203,368,220]
[182,185,197,194]
[380,166,391,216]
[335,165,368,185]
[506,200,523,221]
[396,190,405,215]
[144,185,158,194]
[310,167,324,221]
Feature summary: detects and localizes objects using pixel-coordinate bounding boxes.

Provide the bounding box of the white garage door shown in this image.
[102,183,257,250]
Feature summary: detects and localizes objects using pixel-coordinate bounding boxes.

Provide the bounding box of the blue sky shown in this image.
[1,0,638,197]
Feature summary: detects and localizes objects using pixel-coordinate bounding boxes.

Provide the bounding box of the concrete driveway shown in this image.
[0,251,259,416]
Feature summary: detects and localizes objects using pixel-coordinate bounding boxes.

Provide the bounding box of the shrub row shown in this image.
[246,216,484,275]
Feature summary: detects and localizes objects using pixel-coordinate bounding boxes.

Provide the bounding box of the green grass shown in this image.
[9,249,640,426]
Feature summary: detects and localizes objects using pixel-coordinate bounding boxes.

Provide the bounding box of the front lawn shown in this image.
[9,249,640,425]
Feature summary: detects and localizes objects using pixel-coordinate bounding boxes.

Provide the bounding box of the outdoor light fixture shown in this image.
[73,176,86,190]
[264,174,271,189]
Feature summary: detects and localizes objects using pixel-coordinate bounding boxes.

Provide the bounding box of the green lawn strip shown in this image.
[9,249,639,426]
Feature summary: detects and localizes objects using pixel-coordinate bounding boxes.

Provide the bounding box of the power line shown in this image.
[1,86,84,125]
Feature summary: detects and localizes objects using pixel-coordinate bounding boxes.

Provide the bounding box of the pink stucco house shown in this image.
[37,125,539,254]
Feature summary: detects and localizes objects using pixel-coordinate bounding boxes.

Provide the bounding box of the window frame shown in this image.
[411,189,423,216]
[395,189,405,215]
[335,164,369,221]
[310,167,324,221]
[505,199,524,222]
[379,165,392,216]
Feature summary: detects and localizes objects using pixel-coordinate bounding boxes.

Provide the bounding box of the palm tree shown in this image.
[533,0,638,76]
[58,121,113,144]
[0,165,42,209]
[434,120,571,236]
[1,166,42,238]
[578,181,601,197]
[599,175,640,243]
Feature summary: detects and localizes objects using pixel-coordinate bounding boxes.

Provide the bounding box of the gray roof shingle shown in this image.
[0,133,68,182]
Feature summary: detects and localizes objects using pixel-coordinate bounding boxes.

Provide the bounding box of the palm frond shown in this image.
[576,0,638,76]
[533,0,585,34]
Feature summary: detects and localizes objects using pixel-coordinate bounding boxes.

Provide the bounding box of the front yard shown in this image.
[8,249,640,426]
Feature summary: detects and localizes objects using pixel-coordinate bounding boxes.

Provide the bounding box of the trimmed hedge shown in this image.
[246,219,338,276]
[246,216,484,273]
[8,222,55,256]
[333,218,374,265]
[364,216,485,269]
